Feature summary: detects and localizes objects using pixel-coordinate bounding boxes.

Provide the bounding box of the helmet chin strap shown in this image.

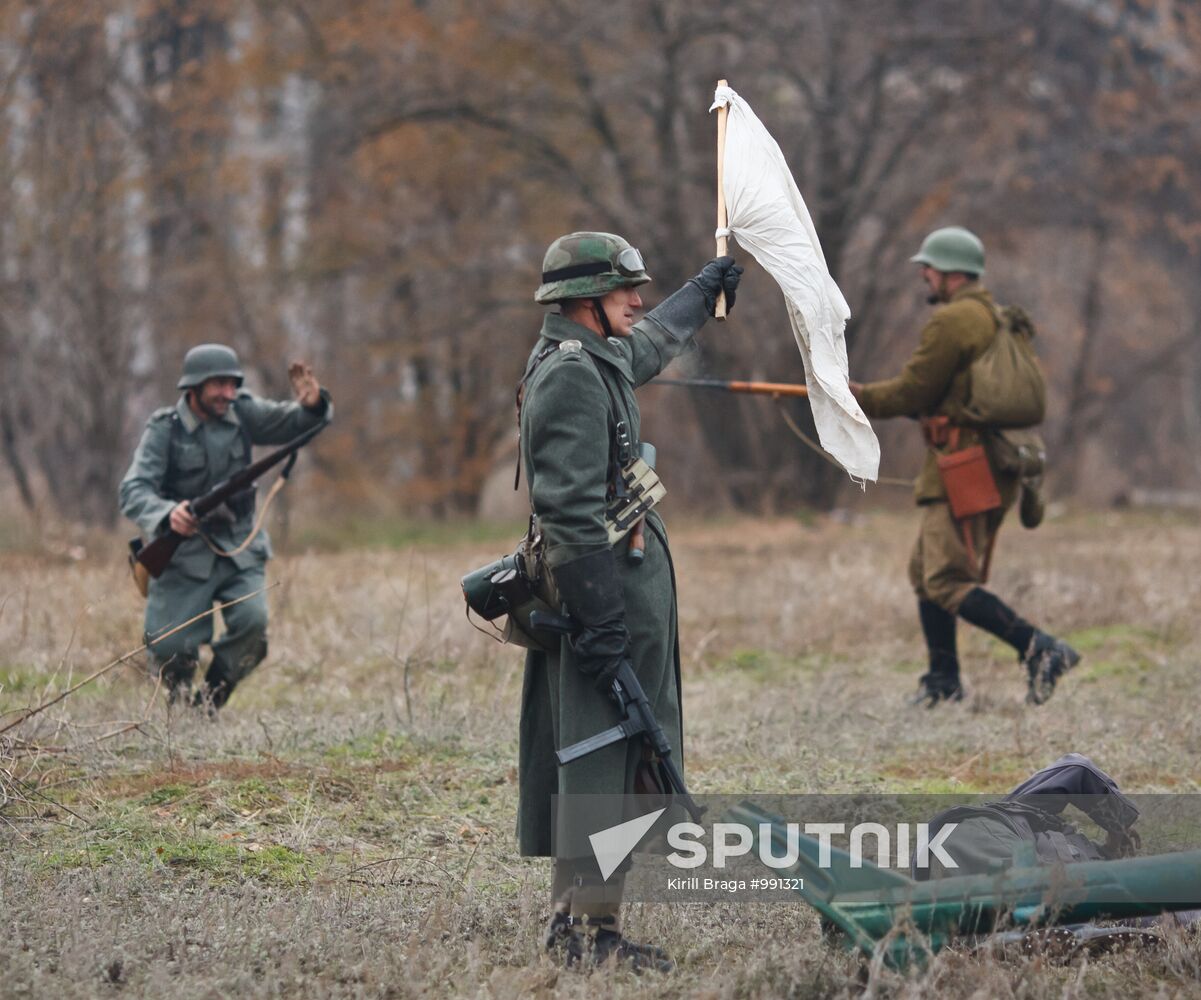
[590,297,614,338]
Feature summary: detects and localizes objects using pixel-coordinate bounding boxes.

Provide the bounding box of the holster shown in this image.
[921,415,955,449]
[932,424,1002,581]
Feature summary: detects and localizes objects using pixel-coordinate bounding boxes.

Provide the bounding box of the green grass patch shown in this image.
[1065,623,1160,654]
[1065,623,1162,690]
[719,648,828,682]
[39,843,118,871]
[0,666,41,695]
[228,777,290,810]
[321,729,416,763]
[139,783,192,806]
[151,840,313,884]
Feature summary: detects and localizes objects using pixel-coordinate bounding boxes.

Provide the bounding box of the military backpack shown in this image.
[963,303,1046,429]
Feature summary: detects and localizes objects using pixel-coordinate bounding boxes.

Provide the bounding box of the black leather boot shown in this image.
[958,588,1079,704]
[192,654,236,715]
[910,600,964,706]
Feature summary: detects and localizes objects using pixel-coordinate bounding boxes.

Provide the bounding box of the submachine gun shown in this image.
[528,609,704,824]
[132,420,329,579]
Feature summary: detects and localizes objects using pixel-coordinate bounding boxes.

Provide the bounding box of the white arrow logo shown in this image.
[588,808,667,881]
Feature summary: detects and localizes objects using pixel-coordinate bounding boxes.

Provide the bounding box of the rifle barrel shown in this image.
[656,377,808,398]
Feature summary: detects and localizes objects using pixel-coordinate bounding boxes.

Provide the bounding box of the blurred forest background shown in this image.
[0,0,1199,531]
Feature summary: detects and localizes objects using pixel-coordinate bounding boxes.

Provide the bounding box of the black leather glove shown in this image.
[687,256,744,315]
[550,549,627,695]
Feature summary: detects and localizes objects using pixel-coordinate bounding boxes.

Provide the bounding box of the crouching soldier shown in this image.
[518,233,741,970]
[119,344,331,711]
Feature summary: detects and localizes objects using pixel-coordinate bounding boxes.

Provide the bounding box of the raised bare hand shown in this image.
[289,360,321,409]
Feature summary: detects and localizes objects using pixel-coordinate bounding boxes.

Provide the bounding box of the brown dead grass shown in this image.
[2,508,1201,997]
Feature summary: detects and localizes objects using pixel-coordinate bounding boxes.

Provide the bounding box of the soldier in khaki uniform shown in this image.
[519,233,741,969]
[119,345,331,710]
[851,228,1078,707]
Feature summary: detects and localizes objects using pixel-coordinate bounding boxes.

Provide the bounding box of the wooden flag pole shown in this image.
[714,77,730,321]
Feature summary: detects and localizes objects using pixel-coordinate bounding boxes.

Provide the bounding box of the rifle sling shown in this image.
[199,465,290,559]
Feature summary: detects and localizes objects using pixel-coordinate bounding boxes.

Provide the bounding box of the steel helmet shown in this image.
[177,343,245,389]
[910,227,985,275]
[534,232,651,304]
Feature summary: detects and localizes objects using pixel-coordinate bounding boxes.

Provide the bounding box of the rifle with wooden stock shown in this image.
[133,420,328,579]
[655,377,809,398]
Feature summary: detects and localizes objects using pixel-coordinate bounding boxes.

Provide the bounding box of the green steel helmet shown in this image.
[910,227,985,275]
[177,343,244,389]
[534,231,651,304]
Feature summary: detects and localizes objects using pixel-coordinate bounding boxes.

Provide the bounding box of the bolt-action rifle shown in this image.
[656,377,809,398]
[528,609,704,823]
[133,420,328,579]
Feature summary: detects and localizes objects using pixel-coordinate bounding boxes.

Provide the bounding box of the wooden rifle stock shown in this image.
[136,420,328,579]
[656,377,809,398]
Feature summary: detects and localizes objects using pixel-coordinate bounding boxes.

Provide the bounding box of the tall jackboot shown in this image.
[910,600,964,706]
[957,587,1081,705]
[192,653,237,715]
[153,654,198,705]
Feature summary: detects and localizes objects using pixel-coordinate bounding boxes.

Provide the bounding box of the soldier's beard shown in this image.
[191,391,228,421]
[926,274,950,305]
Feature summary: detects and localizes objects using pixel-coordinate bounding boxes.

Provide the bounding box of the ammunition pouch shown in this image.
[605,456,666,545]
[461,520,562,654]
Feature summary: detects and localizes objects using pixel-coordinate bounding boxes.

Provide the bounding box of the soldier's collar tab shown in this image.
[175,393,242,431]
[540,313,633,380]
[175,396,201,433]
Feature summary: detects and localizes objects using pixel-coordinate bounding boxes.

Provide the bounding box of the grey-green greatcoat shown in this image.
[119,389,330,681]
[516,289,708,858]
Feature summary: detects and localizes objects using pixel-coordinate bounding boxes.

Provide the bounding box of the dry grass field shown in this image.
[2,508,1200,998]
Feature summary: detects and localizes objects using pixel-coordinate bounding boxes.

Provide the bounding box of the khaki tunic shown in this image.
[857,285,1019,611]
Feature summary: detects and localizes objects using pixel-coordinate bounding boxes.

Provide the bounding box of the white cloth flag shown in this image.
[711,84,880,483]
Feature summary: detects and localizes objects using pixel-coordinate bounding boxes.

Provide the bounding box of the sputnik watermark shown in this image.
[666,821,959,870]
[586,812,958,883]
[554,793,1201,904]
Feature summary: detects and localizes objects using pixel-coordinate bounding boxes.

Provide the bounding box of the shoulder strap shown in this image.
[513,344,567,491]
[161,411,182,495]
[512,343,631,493]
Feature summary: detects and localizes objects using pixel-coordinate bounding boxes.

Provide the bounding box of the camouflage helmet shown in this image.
[910,227,985,275]
[534,232,651,304]
[177,343,244,390]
